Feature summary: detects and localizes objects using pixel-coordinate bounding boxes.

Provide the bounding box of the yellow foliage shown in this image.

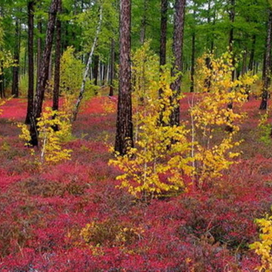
[0,99,6,116]
[110,42,193,199]
[18,107,72,165]
[258,110,272,145]
[110,48,257,197]
[190,53,256,187]
[250,211,272,271]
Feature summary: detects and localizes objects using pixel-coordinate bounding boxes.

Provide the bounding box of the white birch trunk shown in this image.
[72,4,103,121]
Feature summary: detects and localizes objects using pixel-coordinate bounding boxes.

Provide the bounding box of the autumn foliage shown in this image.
[0,53,272,270]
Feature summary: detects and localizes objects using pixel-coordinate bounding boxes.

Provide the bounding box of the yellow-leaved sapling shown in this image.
[18,107,72,165]
[110,42,194,200]
[250,210,272,272]
[190,52,257,188]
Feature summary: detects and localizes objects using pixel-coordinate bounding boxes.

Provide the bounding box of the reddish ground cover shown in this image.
[0,95,271,271]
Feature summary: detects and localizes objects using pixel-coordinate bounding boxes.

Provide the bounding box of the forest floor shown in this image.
[0,94,271,271]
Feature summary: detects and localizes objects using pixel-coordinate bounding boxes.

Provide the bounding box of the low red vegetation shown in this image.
[0,94,271,271]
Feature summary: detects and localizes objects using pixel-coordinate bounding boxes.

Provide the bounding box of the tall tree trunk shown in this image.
[190,7,196,93]
[93,54,99,86]
[12,17,20,98]
[140,0,148,44]
[29,0,59,146]
[170,0,186,126]
[190,31,196,93]
[248,34,256,72]
[260,8,272,110]
[52,0,62,112]
[160,0,168,67]
[0,61,4,98]
[25,1,35,124]
[114,0,133,155]
[226,0,236,132]
[72,4,103,121]
[37,19,43,90]
[158,0,168,125]
[109,38,115,96]
[229,0,235,82]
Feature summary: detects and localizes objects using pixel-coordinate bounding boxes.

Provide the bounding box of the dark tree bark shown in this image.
[25,0,35,124]
[229,0,235,82]
[0,61,4,98]
[190,7,196,93]
[226,0,236,133]
[170,0,186,126]
[140,0,148,44]
[260,8,272,110]
[29,0,59,146]
[114,0,133,155]
[158,0,168,125]
[160,0,168,67]
[52,0,62,112]
[93,54,99,86]
[248,34,256,72]
[109,38,115,96]
[37,19,42,83]
[12,16,20,98]
[190,31,196,93]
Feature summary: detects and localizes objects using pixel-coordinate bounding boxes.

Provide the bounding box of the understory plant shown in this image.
[250,211,272,271]
[258,110,272,145]
[18,107,72,165]
[111,47,258,198]
[110,42,193,199]
[190,52,257,188]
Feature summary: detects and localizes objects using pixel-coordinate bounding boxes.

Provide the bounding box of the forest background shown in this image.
[1,0,272,271]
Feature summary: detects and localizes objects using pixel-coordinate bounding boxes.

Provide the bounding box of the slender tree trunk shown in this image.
[158,0,168,125]
[140,0,148,44]
[248,34,256,72]
[229,0,235,82]
[114,0,133,155]
[37,20,43,90]
[0,8,4,98]
[29,0,59,146]
[160,0,168,67]
[73,4,103,121]
[226,0,235,132]
[52,0,62,112]
[12,17,20,98]
[109,38,115,96]
[260,8,272,110]
[241,50,247,76]
[170,0,186,126]
[190,31,196,93]
[190,7,196,93]
[0,61,3,98]
[25,1,35,124]
[93,54,99,86]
